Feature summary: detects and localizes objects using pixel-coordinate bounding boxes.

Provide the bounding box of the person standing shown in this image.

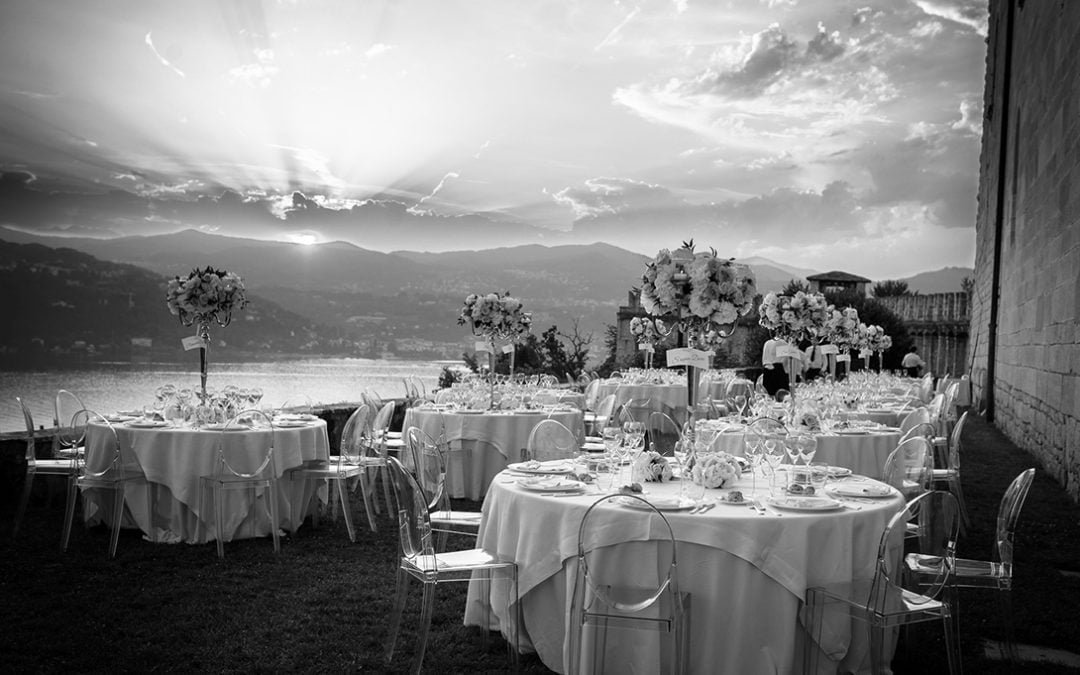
[761,337,790,396]
[901,345,926,377]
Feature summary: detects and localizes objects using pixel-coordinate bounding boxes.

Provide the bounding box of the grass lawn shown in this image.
[2,413,1079,673]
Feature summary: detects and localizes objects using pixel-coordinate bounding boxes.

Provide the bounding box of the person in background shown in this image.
[803,342,825,382]
[901,345,926,377]
[761,337,790,396]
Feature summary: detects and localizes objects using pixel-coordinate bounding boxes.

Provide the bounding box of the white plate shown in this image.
[455,409,486,415]
[834,429,869,435]
[829,482,895,498]
[202,423,251,432]
[506,461,574,475]
[277,413,318,422]
[518,477,586,493]
[105,414,138,422]
[766,496,844,512]
[827,466,853,478]
[275,420,312,428]
[125,420,170,428]
[616,495,697,511]
[512,409,545,414]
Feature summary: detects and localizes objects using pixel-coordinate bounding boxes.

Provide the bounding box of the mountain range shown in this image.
[0,227,972,362]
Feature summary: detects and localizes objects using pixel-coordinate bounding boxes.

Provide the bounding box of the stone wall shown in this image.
[878,293,970,377]
[971,0,1080,500]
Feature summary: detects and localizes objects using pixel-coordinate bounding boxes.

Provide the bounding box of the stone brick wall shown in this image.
[878,293,970,377]
[971,0,1080,500]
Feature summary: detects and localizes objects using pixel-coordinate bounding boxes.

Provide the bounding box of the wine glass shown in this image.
[762,433,787,494]
[176,388,194,426]
[734,395,748,419]
[743,432,764,495]
[601,425,624,488]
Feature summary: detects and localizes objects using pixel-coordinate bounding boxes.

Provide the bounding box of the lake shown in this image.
[1,357,451,434]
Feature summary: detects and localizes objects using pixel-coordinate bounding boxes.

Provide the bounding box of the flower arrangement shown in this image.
[165,266,248,326]
[639,240,757,347]
[758,291,831,343]
[629,316,667,346]
[826,306,861,348]
[458,292,532,341]
[858,324,890,352]
[632,451,674,483]
[691,451,744,489]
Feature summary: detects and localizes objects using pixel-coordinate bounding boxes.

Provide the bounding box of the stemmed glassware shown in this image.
[602,425,624,489]
[744,432,764,495]
[762,432,787,494]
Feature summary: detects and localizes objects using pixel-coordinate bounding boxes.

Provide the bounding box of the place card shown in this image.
[181,335,206,351]
[836,354,851,362]
[501,344,514,354]
[818,344,839,355]
[666,348,711,369]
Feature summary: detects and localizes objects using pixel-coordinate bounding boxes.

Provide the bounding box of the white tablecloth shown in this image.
[705,428,901,481]
[465,474,904,674]
[596,382,688,416]
[82,420,329,543]
[402,408,585,499]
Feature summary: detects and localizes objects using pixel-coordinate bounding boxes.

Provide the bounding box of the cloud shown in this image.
[595,6,642,51]
[552,177,684,220]
[913,0,988,37]
[226,48,279,87]
[365,43,394,58]
[145,32,186,78]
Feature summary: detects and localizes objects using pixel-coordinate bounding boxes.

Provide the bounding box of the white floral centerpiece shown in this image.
[632,451,674,483]
[458,291,532,341]
[691,452,744,490]
[758,291,831,343]
[826,306,861,349]
[629,316,668,368]
[165,266,249,402]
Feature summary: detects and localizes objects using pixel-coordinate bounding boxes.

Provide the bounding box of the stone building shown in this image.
[971,0,1080,499]
[878,293,970,378]
[807,271,871,296]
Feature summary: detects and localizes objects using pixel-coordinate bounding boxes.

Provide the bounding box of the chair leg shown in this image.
[385,567,411,664]
[358,473,379,532]
[336,479,357,542]
[380,464,393,517]
[61,476,78,552]
[999,588,1018,665]
[942,606,962,675]
[12,470,34,539]
[952,476,972,534]
[869,623,888,675]
[214,487,226,559]
[802,591,825,675]
[267,480,281,554]
[509,568,521,673]
[108,485,124,558]
[411,579,437,675]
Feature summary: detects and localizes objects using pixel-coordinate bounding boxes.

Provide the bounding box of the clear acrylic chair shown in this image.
[617,398,653,426]
[365,400,398,513]
[54,389,88,458]
[405,427,481,548]
[900,422,937,444]
[523,419,579,462]
[724,377,754,415]
[881,437,934,500]
[906,467,1035,666]
[647,411,682,456]
[932,410,971,533]
[383,456,519,675]
[287,404,374,541]
[198,409,281,558]
[12,397,80,540]
[277,394,313,416]
[61,409,149,558]
[585,394,617,438]
[568,493,689,675]
[898,407,931,437]
[803,490,962,675]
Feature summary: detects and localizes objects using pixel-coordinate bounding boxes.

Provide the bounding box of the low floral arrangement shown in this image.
[758,291,831,343]
[632,451,674,483]
[458,291,532,341]
[793,409,822,432]
[166,266,248,326]
[691,451,743,489]
[639,240,757,345]
[826,306,860,348]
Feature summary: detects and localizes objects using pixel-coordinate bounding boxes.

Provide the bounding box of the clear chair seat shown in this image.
[808,577,949,628]
[290,464,364,480]
[404,547,505,575]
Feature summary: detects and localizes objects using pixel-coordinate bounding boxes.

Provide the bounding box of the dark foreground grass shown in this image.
[2,414,1079,673]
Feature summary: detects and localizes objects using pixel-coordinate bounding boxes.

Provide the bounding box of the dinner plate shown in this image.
[202,423,251,432]
[581,442,606,451]
[834,429,869,435]
[829,482,895,498]
[826,466,853,478]
[518,477,586,493]
[506,461,574,475]
[616,495,697,511]
[455,409,485,415]
[125,420,170,428]
[105,414,138,423]
[766,496,843,512]
[875,426,901,433]
[278,413,318,422]
[512,409,544,414]
[275,420,312,428]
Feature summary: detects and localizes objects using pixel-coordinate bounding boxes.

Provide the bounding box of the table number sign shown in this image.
[181,335,206,351]
[666,348,711,370]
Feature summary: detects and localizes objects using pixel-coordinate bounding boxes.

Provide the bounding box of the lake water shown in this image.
[1,358,450,434]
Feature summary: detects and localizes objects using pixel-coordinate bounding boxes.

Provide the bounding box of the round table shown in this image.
[465,471,905,674]
[81,419,329,543]
[401,407,585,499]
[701,426,902,480]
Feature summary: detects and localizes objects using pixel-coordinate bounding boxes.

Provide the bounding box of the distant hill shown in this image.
[0,239,355,364]
[896,267,973,294]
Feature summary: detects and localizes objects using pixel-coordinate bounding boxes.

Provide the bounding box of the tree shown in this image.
[781,279,810,295]
[556,318,593,379]
[872,280,911,297]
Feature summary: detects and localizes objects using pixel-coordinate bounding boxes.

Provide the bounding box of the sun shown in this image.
[286,232,318,246]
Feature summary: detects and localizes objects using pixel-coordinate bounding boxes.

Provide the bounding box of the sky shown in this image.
[0,0,988,278]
